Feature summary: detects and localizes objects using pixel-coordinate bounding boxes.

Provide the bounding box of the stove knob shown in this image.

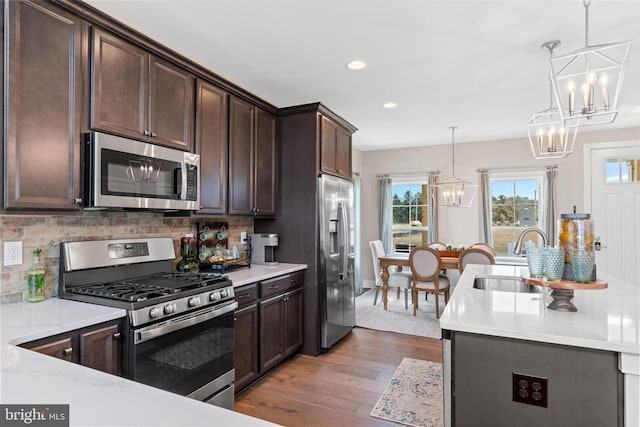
[219,289,228,298]
[188,296,201,307]
[149,307,162,319]
[163,304,176,315]
[209,291,220,302]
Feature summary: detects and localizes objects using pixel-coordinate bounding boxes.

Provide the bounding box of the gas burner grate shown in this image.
[68,272,226,302]
[70,281,177,302]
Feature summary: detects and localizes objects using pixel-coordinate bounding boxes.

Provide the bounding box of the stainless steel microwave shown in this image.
[84,132,200,211]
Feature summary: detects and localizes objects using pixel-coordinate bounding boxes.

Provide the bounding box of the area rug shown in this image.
[355,288,442,339]
[370,357,444,427]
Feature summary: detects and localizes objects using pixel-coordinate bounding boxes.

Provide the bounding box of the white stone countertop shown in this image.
[0,265,308,427]
[441,264,640,426]
[440,264,640,356]
[223,263,307,287]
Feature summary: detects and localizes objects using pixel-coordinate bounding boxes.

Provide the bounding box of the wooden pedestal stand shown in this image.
[522,276,608,312]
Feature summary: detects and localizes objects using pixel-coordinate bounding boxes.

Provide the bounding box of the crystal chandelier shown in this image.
[436,126,474,207]
[527,40,578,159]
[549,1,631,129]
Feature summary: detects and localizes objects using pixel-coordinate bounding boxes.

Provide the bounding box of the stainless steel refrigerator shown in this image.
[318,174,355,349]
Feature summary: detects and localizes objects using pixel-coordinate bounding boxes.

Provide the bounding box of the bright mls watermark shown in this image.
[1,405,69,426]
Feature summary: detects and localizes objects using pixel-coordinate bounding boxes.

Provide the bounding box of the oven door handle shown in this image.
[136,300,238,344]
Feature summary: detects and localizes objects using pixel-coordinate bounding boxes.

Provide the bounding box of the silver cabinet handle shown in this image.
[112,332,121,340]
[150,132,157,138]
[73,198,82,205]
[143,130,151,136]
[63,348,73,357]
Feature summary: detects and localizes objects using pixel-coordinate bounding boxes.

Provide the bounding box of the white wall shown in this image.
[357,127,640,284]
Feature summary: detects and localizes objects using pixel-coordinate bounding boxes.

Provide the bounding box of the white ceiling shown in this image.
[86,0,640,151]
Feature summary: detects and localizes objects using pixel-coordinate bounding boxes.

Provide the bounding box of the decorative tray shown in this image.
[521,276,608,290]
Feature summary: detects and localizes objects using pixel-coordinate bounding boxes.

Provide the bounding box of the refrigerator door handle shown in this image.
[338,201,349,278]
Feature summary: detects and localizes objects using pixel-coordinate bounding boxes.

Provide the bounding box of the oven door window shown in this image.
[101,148,181,199]
[132,311,233,396]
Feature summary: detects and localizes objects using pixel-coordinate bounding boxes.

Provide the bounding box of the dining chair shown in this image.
[408,246,450,318]
[369,240,413,309]
[457,247,496,273]
[470,242,496,256]
[427,241,449,288]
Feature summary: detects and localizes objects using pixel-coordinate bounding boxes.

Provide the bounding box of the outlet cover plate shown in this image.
[4,241,23,266]
[513,372,548,408]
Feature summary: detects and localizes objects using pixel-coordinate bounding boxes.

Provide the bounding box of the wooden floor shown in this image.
[234,327,443,427]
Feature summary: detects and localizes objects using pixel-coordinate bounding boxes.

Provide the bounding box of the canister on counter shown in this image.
[558,212,595,280]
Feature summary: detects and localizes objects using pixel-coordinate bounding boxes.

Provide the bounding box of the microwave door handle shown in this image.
[173,167,183,199]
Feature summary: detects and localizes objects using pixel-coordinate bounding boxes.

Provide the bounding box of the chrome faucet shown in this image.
[512,227,548,255]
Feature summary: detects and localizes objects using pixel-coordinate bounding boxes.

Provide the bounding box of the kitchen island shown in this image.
[0,264,306,427]
[440,264,639,427]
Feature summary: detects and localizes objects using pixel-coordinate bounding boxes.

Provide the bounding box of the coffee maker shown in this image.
[250,233,278,266]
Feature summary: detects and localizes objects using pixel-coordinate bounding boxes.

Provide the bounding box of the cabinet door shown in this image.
[320,116,338,175]
[254,109,277,216]
[228,96,255,215]
[234,304,259,392]
[335,126,352,178]
[149,56,195,151]
[260,294,285,372]
[4,0,84,210]
[196,80,228,214]
[79,323,121,376]
[283,288,304,357]
[28,337,77,363]
[91,28,148,141]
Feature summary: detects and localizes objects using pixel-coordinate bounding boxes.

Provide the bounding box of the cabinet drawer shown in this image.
[260,272,303,299]
[235,283,258,308]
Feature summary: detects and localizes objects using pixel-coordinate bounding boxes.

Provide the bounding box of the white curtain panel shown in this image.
[428,174,439,243]
[478,170,492,244]
[378,178,393,253]
[542,167,558,244]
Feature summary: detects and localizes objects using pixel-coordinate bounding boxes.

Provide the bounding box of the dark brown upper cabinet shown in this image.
[4,0,85,210]
[195,79,229,215]
[228,96,276,216]
[91,28,195,151]
[254,108,277,216]
[320,115,352,180]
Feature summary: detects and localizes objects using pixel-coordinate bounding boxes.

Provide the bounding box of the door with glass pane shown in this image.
[588,144,640,284]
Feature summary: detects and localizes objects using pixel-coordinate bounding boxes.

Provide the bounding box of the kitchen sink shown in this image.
[473,276,541,294]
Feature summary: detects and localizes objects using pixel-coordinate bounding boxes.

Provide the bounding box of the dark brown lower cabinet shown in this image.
[234,271,304,394]
[20,320,122,376]
[234,284,260,392]
[79,322,121,375]
[260,287,303,373]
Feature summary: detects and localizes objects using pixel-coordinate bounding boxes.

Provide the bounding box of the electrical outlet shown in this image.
[240,232,247,244]
[513,373,548,408]
[4,241,23,266]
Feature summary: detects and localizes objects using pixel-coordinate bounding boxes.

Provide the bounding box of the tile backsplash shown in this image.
[0,212,253,304]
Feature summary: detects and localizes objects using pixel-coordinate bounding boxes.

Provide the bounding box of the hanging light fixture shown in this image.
[435,126,475,207]
[527,40,578,159]
[549,0,631,129]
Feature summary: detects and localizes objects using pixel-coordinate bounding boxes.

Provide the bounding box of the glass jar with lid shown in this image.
[559,213,594,264]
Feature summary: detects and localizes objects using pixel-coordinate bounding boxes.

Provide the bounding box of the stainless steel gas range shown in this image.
[58,237,237,410]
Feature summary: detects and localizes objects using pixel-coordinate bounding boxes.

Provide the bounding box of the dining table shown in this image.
[378,250,461,310]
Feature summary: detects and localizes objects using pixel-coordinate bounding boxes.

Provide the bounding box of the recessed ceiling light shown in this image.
[383,102,398,109]
[346,60,367,70]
